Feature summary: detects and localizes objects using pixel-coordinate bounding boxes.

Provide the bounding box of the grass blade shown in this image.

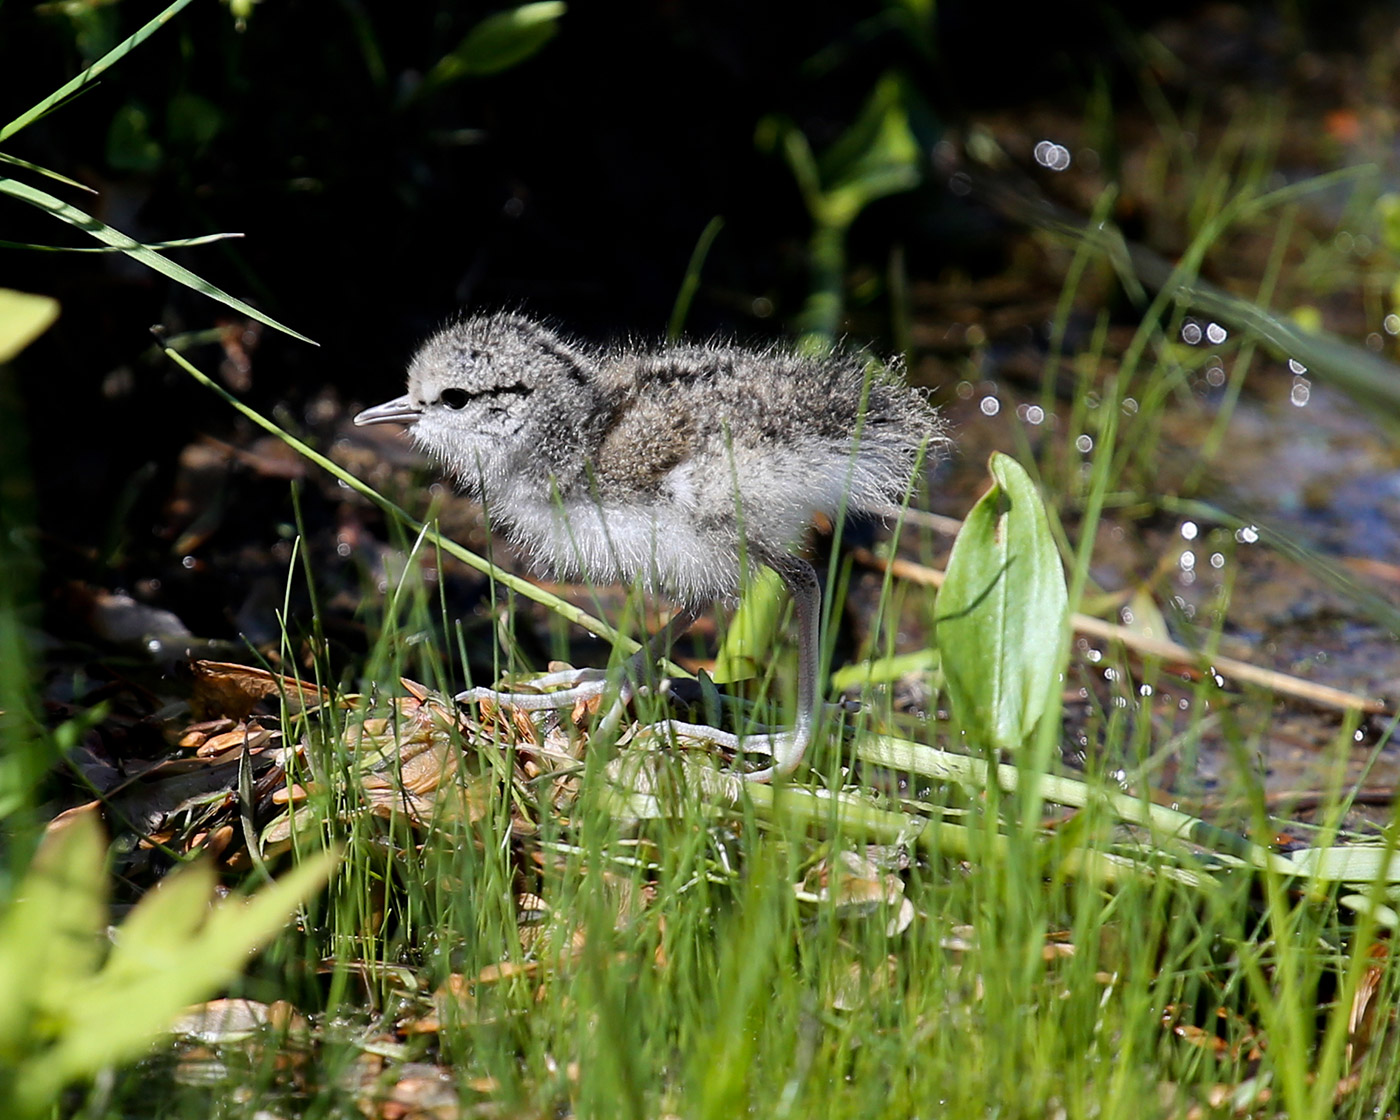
[0,232,243,253]
[0,153,93,194]
[0,0,198,143]
[0,176,313,345]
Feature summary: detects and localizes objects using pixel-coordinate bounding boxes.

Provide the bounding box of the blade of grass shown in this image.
[984,165,1400,413]
[0,154,93,194]
[0,0,198,143]
[0,233,243,252]
[667,215,724,340]
[1163,496,1400,636]
[1,177,313,345]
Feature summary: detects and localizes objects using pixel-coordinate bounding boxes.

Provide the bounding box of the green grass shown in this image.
[8,8,1400,1119]
[33,336,1399,1118]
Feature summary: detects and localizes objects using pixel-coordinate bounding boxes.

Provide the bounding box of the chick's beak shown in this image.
[354,395,423,427]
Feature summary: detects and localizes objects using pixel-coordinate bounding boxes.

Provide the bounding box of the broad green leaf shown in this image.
[36,849,337,1099]
[712,567,786,685]
[0,289,60,362]
[98,861,222,984]
[0,176,314,345]
[420,2,566,94]
[0,813,107,1051]
[934,453,1068,750]
[0,0,198,143]
[0,808,336,1117]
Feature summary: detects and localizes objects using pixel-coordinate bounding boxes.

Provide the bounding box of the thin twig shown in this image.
[853,547,1389,716]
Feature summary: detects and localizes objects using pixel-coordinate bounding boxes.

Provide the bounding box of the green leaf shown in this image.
[829,648,939,694]
[0,289,60,362]
[1378,193,1400,256]
[0,814,108,1053]
[934,453,1068,750]
[36,849,336,1099]
[0,176,314,345]
[817,73,921,228]
[420,2,566,94]
[0,810,338,1117]
[712,566,786,685]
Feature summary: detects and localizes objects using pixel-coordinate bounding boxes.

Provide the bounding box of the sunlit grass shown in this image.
[8,13,1400,1117]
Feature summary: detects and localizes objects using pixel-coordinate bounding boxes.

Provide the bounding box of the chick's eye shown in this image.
[440,388,471,410]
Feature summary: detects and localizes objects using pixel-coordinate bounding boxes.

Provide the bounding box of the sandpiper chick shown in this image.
[355,312,944,781]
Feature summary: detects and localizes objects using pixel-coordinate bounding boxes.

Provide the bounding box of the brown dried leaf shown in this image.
[189,660,328,721]
[195,722,278,759]
[802,850,914,936]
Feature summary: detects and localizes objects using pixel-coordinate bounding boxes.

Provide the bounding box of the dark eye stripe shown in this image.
[439,383,534,409]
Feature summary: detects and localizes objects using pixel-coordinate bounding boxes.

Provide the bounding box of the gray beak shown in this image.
[354,395,423,426]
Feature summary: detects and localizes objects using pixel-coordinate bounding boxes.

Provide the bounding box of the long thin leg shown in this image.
[459,558,825,783]
[654,552,821,782]
[456,600,706,713]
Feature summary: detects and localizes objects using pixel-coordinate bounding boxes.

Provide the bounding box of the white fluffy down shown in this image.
[491,430,922,604]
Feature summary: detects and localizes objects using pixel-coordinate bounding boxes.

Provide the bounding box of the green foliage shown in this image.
[417,2,568,96]
[828,647,938,693]
[0,174,312,343]
[712,74,925,681]
[0,0,311,343]
[1377,192,1400,255]
[758,73,922,343]
[0,289,59,364]
[934,453,1068,751]
[0,0,198,145]
[0,254,335,1117]
[761,73,921,235]
[0,813,336,1118]
[0,290,57,829]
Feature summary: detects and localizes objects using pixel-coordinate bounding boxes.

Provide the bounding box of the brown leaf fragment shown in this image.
[475,960,540,984]
[802,850,914,936]
[205,824,236,861]
[1345,941,1390,1072]
[1161,1004,1265,1063]
[272,782,309,806]
[45,800,104,835]
[189,660,329,721]
[195,722,278,758]
[178,718,236,750]
[343,697,494,829]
